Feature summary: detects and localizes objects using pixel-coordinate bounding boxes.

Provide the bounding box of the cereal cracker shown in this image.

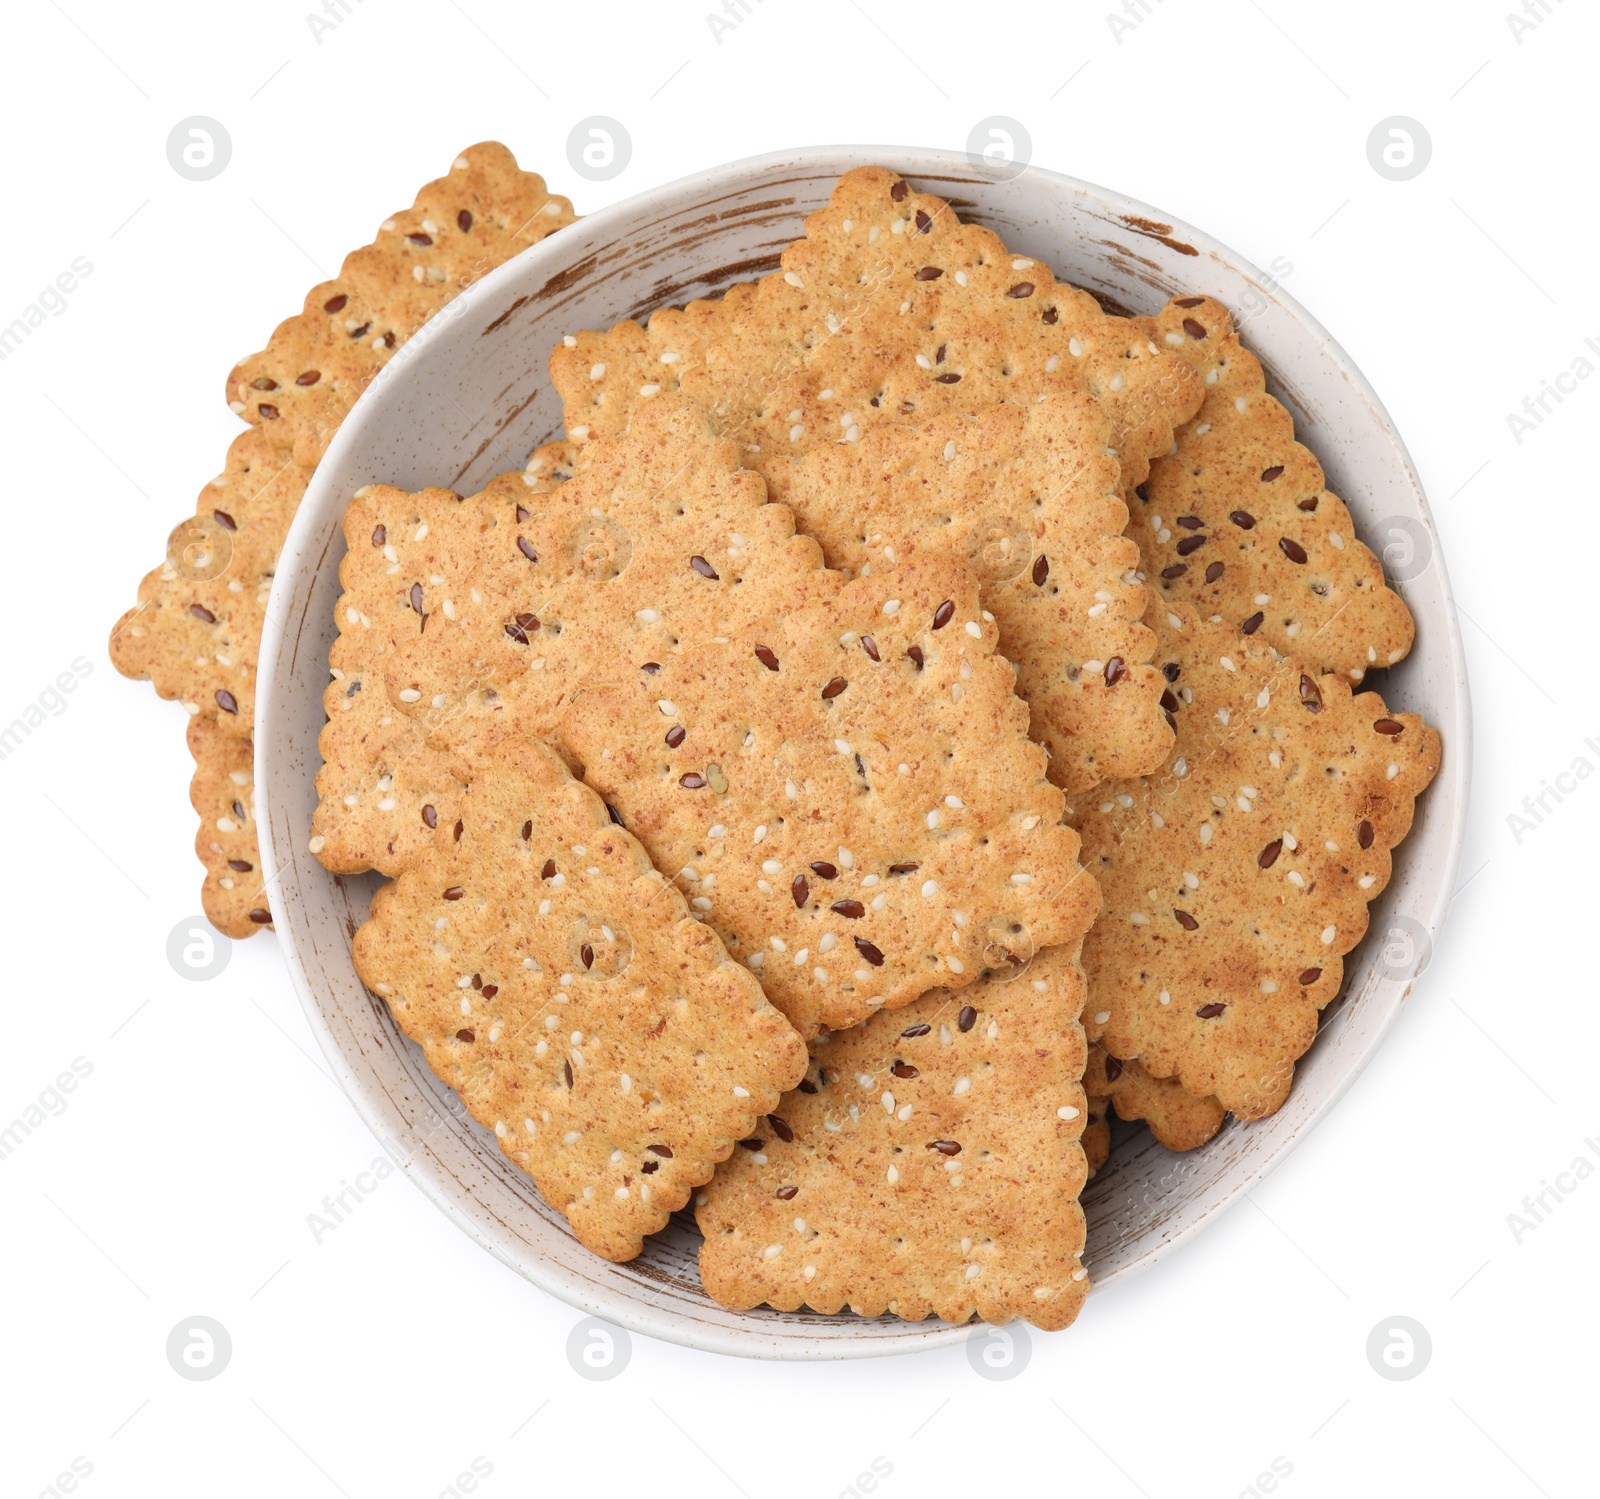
[1074,608,1440,1119]
[383,397,837,768]
[779,399,1170,790]
[109,427,308,736]
[555,166,1202,496]
[352,736,807,1262]
[1129,296,1413,679]
[696,944,1092,1329]
[562,553,1100,1038]
[229,143,575,468]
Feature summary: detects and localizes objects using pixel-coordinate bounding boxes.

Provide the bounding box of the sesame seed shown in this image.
[1057,1105,1079,1120]
[882,599,901,615]
[964,621,981,637]
[921,880,938,898]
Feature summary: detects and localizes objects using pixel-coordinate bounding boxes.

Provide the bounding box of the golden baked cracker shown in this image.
[383,397,838,768]
[352,737,806,1263]
[313,447,581,874]
[112,145,574,935]
[228,143,575,468]
[109,428,308,735]
[555,166,1201,497]
[562,553,1100,1038]
[1084,1041,1225,1153]
[778,399,1170,791]
[187,716,272,937]
[1073,608,1440,1119]
[310,477,502,875]
[548,283,756,444]
[695,944,1091,1329]
[1129,296,1413,680]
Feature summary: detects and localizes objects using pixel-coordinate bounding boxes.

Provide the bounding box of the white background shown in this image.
[0,0,1592,1494]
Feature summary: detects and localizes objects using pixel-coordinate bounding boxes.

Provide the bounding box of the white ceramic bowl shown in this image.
[257,145,1470,1359]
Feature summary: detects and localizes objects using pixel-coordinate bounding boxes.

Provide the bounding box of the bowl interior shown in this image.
[257,145,1469,1359]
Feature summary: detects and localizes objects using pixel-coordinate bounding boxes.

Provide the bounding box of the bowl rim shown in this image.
[255,141,1471,1359]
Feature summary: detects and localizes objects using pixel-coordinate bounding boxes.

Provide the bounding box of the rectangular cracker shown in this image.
[351,737,807,1263]
[553,166,1203,498]
[1128,295,1414,679]
[380,397,839,771]
[1074,607,1440,1119]
[562,552,1101,1038]
[778,399,1171,790]
[1072,298,1436,1122]
[109,427,308,735]
[229,143,575,468]
[695,943,1092,1330]
[109,143,573,933]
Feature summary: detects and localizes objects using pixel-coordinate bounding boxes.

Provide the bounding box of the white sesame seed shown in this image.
[1322,925,1337,944]
[1057,1105,1079,1120]
[921,880,938,898]
[965,621,981,638]
[1094,1010,1111,1025]
[882,599,901,615]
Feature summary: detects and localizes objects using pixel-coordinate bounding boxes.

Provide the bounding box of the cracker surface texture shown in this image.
[563,553,1099,1037]
[554,165,1202,497]
[384,396,838,769]
[781,400,1170,790]
[107,143,573,933]
[697,945,1092,1329]
[1076,610,1440,1118]
[353,737,807,1262]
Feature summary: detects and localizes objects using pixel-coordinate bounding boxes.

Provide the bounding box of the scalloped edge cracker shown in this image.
[563,552,1099,1038]
[1129,296,1414,681]
[352,737,806,1262]
[696,945,1091,1329]
[555,166,1202,497]
[778,399,1170,791]
[1074,607,1439,1118]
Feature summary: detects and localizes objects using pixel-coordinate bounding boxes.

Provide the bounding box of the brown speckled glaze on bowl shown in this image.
[256,146,1470,1359]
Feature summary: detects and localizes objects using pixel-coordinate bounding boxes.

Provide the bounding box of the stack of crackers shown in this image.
[112,150,1441,1332]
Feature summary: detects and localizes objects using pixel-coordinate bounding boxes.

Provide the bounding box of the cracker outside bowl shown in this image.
[256,145,1470,1360]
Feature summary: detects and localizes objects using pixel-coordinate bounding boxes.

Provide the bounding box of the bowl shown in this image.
[256,144,1470,1359]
